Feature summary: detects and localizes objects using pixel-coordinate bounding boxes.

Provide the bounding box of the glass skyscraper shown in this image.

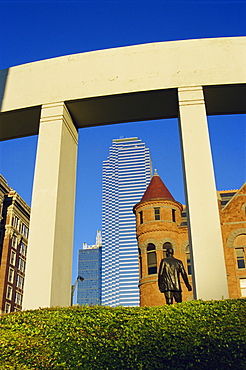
[77,231,102,306]
[101,137,152,306]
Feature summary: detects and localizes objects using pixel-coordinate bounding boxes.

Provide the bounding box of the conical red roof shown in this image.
[141,172,174,202]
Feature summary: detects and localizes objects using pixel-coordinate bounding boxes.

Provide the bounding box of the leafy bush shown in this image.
[0,299,246,369]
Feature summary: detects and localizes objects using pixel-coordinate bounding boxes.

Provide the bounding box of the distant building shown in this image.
[133,172,246,306]
[77,230,102,306]
[0,175,30,313]
[101,137,152,306]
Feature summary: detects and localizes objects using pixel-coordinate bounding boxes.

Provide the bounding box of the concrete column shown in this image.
[23,102,78,309]
[178,86,229,300]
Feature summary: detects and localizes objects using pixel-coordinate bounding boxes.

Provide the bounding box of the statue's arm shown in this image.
[180,262,192,291]
[158,259,164,289]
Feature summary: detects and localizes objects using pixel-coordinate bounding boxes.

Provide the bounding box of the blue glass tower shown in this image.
[77,231,102,306]
[101,137,152,306]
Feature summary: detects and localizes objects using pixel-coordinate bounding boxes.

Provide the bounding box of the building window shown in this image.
[21,223,29,238]
[186,245,192,275]
[16,274,24,290]
[20,241,27,257]
[147,243,157,275]
[138,248,142,278]
[240,279,246,297]
[10,251,16,266]
[18,258,26,273]
[8,268,14,283]
[6,286,12,300]
[12,216,19,230]
[139,211,143,224]
[154,208,160,220]
[11,235,17,248]
[236,248,245,269]
[172,209,176,222]
[5,303,11,313]
[15,292,23,306]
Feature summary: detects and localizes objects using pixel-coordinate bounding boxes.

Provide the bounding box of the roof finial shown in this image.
[154,168,158,176]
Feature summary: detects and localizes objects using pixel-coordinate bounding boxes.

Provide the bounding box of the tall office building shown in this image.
[101,137,152,306]
[0,175,30,313]
[77,230,102,306]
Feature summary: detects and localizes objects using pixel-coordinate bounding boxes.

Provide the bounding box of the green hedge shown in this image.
[0,299,246,369]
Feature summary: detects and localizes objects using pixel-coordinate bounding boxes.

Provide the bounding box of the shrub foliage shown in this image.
[0,299,246,369]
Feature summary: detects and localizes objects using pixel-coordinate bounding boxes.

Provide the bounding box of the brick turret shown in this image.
[133,171,192,306]
[133,175,246,306]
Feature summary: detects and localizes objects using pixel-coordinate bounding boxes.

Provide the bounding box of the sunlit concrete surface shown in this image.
[22,103,78,309]
[1,37,245,140]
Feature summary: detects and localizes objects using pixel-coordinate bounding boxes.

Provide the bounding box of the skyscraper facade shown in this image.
[0,175,30,313]
[101,137,152,306]
[77,230,102,306]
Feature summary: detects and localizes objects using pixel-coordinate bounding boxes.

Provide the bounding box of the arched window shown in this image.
[147,243,157,275]
[147,243,156,251]
[233,234,246,269]
[163,242,172,257]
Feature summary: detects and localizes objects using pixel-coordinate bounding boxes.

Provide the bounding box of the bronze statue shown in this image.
[158,247,192,304]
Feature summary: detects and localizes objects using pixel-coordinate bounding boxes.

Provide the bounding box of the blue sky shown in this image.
[0,0,245,284]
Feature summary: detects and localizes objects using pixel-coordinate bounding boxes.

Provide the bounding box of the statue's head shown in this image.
[166,247,174,257]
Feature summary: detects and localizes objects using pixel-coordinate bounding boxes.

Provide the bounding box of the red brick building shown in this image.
[133,172,246,306]
[0,175,30,313]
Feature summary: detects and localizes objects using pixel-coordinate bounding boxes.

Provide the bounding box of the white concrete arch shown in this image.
[1,37,245,308]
